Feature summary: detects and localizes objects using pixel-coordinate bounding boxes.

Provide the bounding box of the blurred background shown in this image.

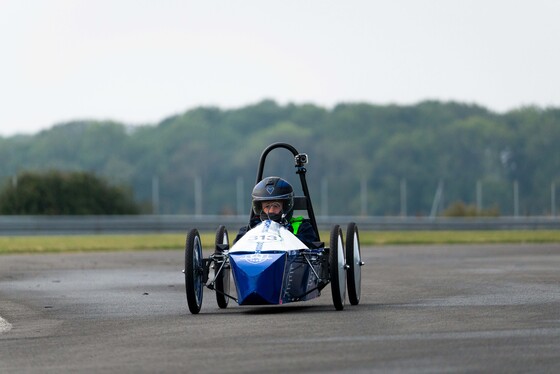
[1,1,559,218]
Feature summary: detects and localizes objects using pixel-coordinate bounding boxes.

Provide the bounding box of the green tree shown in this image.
[0,170,140,215]
[2,100,559,216]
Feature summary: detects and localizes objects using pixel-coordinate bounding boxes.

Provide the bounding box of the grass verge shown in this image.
[1,230,559,255]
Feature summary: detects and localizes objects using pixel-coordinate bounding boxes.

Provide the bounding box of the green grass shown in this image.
[1,230,560,255]
[0,234,194,255]
[356,230,560,245]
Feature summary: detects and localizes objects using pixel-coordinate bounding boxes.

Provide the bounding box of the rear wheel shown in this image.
[185,228,203,314]
[329,225,346,311]
[346,222,362,305]
[214,225,230,309]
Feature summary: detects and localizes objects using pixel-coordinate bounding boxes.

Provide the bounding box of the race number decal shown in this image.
[247,234,282,242]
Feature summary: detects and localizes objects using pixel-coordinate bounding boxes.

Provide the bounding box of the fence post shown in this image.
[152,175,159,214]
[361,178,367,216]
[552,182,556,217]
[237,177,244,215]
[400,178,407,217]
[321,177,328,216]
[476,180,482,212]
[513,180,519,217]
[430,180,444,218]
[195,176,202,217]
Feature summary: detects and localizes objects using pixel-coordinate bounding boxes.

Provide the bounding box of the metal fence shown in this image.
[0,215,559,235]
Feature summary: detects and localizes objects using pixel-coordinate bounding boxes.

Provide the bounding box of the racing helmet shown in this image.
[252,176,294,223]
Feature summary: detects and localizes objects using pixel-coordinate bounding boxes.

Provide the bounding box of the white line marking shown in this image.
[0,315,12,334]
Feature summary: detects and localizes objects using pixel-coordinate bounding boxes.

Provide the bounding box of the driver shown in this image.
[234,176,319,244]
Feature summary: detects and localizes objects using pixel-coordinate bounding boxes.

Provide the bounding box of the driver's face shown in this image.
[262,201,282,214]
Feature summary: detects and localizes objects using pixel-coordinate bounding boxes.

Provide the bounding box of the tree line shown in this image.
[0,171,139,215]
[1,100,559,216]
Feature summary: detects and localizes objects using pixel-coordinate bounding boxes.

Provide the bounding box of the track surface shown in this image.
[1,244,559,373]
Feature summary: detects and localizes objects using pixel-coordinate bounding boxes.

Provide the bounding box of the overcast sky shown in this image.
[1,0,559,136]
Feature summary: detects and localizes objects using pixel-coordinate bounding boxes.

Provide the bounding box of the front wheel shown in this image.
[214,225,230,309]
[329,225,346,311]
[185,228,204,314]
[346,222,362,305]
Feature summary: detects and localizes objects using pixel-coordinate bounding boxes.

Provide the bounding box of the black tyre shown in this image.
[346,222,362,305]
[214,225,230,309]
[329,225,346,311]
[185,228,204,314]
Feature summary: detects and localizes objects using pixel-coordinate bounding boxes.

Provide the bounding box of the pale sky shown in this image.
[1,0,559,137]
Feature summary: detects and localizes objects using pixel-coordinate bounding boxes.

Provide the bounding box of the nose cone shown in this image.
[230,252,287,305]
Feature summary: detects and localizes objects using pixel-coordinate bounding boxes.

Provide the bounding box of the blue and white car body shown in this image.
[229,220,325,305]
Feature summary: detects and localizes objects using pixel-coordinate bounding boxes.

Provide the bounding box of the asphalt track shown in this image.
[1,244,559,373]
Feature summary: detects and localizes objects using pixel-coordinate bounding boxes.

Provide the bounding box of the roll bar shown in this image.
[250,143,320,239]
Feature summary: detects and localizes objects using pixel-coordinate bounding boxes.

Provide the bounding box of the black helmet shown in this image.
[252,176,294,223]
